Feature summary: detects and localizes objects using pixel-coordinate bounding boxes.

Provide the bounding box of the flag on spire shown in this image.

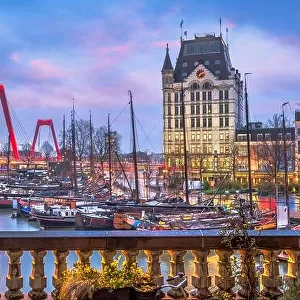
[180,20,183,28]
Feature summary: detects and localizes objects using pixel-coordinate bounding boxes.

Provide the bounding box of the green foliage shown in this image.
[58,256,154,300]
[279,277,300,300]
[211,290,234,300]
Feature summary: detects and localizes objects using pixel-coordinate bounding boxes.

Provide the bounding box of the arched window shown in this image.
[191,82,200,90]
[202,81,213,90]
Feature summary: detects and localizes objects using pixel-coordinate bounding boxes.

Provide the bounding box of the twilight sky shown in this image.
[0,0,299,153]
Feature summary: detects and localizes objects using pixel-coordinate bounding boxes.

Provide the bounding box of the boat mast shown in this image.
[71,103,78,196]
[89,110,94,176]
[244,73,253,217]
[62,114,66,160]
[108,113,112,197]
[128,90,140,203]
[7,134,10,186]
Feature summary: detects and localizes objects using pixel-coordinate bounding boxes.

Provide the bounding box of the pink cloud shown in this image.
[10,52,22,63]
[28,59,65,79]
[85,43,133,70]
[151,40,180,49]
[223,19,237,29]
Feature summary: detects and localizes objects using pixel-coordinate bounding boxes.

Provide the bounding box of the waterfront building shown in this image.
[235,120,296,186]
[162,33,243,185]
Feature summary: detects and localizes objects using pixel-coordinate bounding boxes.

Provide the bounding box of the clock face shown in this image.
[196,69,205,79]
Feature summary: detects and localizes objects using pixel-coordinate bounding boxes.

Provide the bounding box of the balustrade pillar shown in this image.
[215,249,235,292]
[144,250,164,286]
[122,249,139,266]
[99,250,117,270]
[75,249,93,266]
[5,250,23,300]
[51,250,69,299]
[167,250,187,298]
[285,250,300,282]
[190,250,211,299]
[261,249,282,298]
[237,249,258,299]
[28,250,47,299]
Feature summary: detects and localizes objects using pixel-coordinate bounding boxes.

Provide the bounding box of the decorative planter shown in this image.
[92,287,133,300]
[133,285,163,300]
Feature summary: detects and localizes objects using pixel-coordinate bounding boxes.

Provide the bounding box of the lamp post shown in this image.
[282,101,290,229]
[244,72,254,217]
[181,76,190,205]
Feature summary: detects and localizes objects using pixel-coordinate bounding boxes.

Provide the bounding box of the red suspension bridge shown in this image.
[0,84,61,161]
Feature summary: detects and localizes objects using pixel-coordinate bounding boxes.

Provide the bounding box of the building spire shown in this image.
[162,43,173,71]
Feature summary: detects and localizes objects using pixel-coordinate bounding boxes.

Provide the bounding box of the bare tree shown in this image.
[93,126,121,172]
[40,141,54,162]
[21,143,34,169]
[256,113,294,200]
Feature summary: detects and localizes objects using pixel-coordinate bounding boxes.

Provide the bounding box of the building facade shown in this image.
[162,33,243,184]
[235,121,296,186]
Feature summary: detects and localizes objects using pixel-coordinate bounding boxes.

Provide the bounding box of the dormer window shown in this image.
[182,62,188,67]
[204,60,210,66]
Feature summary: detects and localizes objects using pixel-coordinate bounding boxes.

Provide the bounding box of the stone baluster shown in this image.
[75,249,93,266]
[5,250,24,300]
[215,249,235,292]
[261,249,282,298]
[99,250,117,270]
[190,250,211,299]
[167,250,187,298]
[237,249,258,299]
[285,250,300,282]
[52,250,69,299]
[144,250,164,286]
[28,250,47,299]
[122,249,139,266]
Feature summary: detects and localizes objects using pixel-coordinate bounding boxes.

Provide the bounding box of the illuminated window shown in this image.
[203,134,207,140]
[208,134,212,140]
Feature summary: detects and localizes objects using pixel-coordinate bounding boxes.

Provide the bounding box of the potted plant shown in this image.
[132,272,162,300]
[58,256,160,300]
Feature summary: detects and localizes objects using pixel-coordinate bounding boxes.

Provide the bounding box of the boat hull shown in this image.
[75,212,114,230]
[37,215,75,229]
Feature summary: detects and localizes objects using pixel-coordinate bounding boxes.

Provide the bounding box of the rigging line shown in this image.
[141,118,160,152]
[134,113,156,152]
[8,103,31,143]
[111,102,130,126]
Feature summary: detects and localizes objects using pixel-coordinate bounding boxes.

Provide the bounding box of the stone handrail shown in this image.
[0,229,299,299]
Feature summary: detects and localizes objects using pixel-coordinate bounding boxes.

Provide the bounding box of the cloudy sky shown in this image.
[0,0,299,153]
